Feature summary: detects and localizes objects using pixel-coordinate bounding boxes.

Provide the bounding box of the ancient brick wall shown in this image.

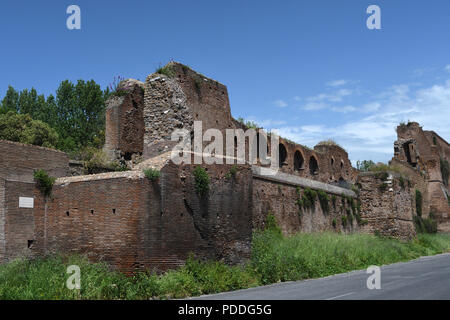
[253,178,360,235]
[0,140,69,182]
[252,167,359,235]
[357,173,416,240]
[104,80,145,162]
[32,164,253,273]
[2,180,35,262]
[0,140,69,262]
[103,63,356,190]
[392,123,450,232]
[0,179,5,261]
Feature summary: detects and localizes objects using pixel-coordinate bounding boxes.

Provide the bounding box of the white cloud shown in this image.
[302,102,329,111]
[274,99,287,108]
[306,89,353,104]
[327,79,348,87]
[270,79,450,164]
[331,105,357,113]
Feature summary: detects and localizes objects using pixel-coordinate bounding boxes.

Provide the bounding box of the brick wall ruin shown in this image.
[0,140,69,262]
[358,173,416,240]
[31,163,253,273]
[392,122,450,232]
[2,63,449,272]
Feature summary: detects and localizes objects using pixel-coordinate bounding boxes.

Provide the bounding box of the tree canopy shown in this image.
[0,80,109,153]
[0,111,59,148]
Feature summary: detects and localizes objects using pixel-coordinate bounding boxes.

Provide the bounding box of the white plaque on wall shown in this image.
[19,197,34,208]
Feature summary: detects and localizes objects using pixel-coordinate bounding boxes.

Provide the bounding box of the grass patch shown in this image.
[155,63,175,78]
[0,255,258,300]
[251,231,450,285]
[143,168,161,182]
[2,231,450,299]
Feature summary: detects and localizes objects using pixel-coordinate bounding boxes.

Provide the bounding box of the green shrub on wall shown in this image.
[341,215,348,227]
[303,188,317,209]
[317,190,329,213]
[34,169,56,196]
[144,168,161,182]
[193,166,210,196]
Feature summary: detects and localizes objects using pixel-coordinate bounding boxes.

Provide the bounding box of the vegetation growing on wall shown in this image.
[316,139,342,148]
[225,165,238,179]
[193,166,210,196]
[34,169,56,196]
[296,188,317,211]
[341,215,348,227]
[155,63,175,78]
[144,168,161,182]
[317,190,329,213]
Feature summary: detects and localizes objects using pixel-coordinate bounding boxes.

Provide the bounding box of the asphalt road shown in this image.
[195,253,450,300]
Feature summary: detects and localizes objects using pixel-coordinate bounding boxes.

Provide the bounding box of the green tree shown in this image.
[0,111,59,148]
[356,160,375,172]
[1,86,19,114]
[55,80,106,151]
[1,79,109,153]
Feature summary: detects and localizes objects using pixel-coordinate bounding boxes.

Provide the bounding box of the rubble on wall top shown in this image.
[56,170,143,185]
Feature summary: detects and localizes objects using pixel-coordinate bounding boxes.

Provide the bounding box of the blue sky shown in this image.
[1,0,450,164]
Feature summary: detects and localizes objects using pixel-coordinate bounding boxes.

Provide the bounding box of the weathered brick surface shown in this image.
[104,63,357,188]
[253,177,359,235]
[0,179,5,261]
[358,173,416,240]
[392,122,450,231]
[0,140,69,182]
[0,140,69,262]
[104,80,145,162]
[3,180,35,261]
[32,164,253,273]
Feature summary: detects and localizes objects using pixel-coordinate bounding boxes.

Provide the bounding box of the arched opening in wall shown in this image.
[331,157,335,167]
[294,150,304,171]
[338,176,349,188]
[279,143,287,168]
[340,160,344,170]
[309,156,319,175]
